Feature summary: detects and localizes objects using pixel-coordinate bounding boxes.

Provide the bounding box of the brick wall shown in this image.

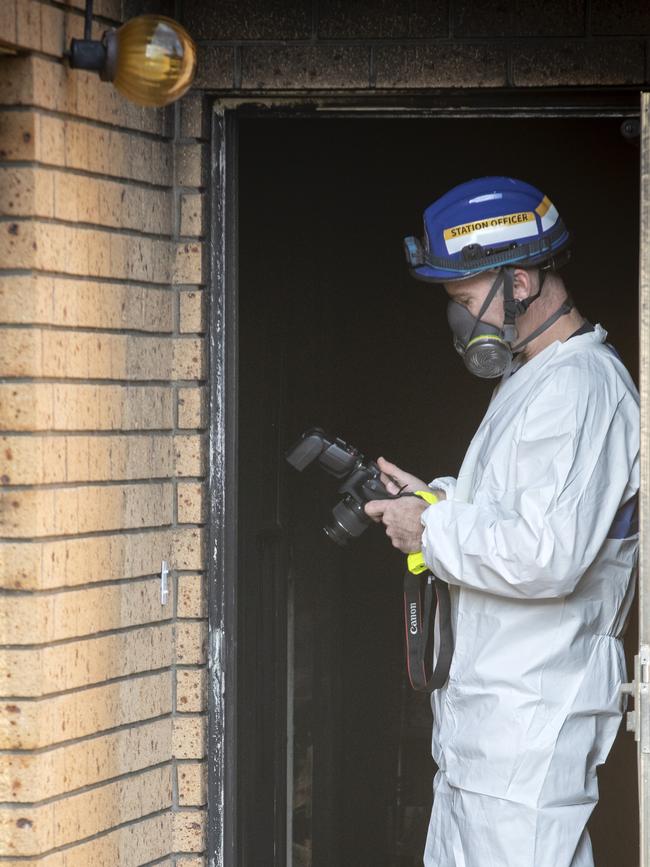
[1,0,648,864]
[0,0,207,863]
[182,0,650,92]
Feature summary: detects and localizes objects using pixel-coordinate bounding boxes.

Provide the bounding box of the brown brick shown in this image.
[0,55,166,135]
[0,527,203,590]
[39,2,67,56]
[180,93,206,140]
[173,337,206,380]
[177,387,207,429]
[176,669,206,713]
[511,40,645,86]
[175,621,207,665]
[179,290,205,334]
[176,143,204,187]
[319,0,447,38]
[0,625,173,696]
[173,810,206,853]
[0,766,172,856]
[177,761,206,806]
[13,0,103,58]
[16,812,173,867]
[0,274,173,332]
[0,220,173,282]
[0,483,173,538]
[516,0,586,36]
[0,671,172,749]
[0,718,172,802]
[177,481,206,524]
[174,527,205,572]
[174,241,203,284]
[172,715,206,759]
[176,858,206,866]
[241,44,370,89]
[183,0,311,39]
[0,329,177,380]
[0,0,18,46]
[177,574,207,619]
[194,45,235,90]
[45,170,171,234]
[180,193,204,237]
[16,0,44,52]
[452,0,586,36]
[0,167,52,219]
[1,579,172,644]
[0,383,174,432]
[174,434,205,477]
[0,433,176,485]
[591,0,650,35]
[3,112,174,184]
[64,0,122,17]
[0,110,35,161]
[374,44,507,88]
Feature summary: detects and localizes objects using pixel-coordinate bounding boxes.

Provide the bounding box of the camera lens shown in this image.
[323,522,351,546]
[323,498,370,546]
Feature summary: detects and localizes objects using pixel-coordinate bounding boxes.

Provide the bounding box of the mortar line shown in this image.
[0,104,171,143]
[0,806,173,862]
[0,376,207,387]
[1,664,174,702]
[0,267,181,289]
[0,160,174,192]
[0,615,176,649]
[0,322,176,337]
[1,573,205,598]
[0,760,174,811]
[0,712,174,756]
[0,214,177,242]
[0,428,206,438]
[0,522,204,543]
[0,475,204,492]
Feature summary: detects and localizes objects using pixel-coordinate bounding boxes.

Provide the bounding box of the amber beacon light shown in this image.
[68,0,196,107]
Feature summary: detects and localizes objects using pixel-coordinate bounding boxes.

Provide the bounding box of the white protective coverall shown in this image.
[421,325,639,867]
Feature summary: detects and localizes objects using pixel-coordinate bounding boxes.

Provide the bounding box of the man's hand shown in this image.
[364,496,430,553]
[376,457,427,495]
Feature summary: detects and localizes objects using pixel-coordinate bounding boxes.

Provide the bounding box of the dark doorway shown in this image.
[235,116,640,867]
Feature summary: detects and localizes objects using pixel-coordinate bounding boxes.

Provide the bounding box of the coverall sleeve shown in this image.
[428,476,457,499]
[420,362,637,599]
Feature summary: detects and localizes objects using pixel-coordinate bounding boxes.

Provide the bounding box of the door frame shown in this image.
[206,89,644,867]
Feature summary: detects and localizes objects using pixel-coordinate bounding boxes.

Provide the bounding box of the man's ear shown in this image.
[512,268,534,301]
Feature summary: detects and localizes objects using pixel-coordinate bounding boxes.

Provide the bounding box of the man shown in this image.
[365,177,639,867]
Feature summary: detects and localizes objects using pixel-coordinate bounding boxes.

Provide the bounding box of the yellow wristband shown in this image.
[414,490,439,506]
[407,490,439,574]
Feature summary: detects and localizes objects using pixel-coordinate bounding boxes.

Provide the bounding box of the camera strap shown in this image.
[403,567,453,692]
[402,490,454,692]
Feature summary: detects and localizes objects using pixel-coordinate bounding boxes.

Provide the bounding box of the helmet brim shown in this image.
[410,264,483,284]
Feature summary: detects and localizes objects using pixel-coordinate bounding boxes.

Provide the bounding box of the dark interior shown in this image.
[236,117,640,867]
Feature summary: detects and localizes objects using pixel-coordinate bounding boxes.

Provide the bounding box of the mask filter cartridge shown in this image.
[446,300,513,379]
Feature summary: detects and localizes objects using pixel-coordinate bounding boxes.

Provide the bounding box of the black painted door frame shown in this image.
[205,90,641,867]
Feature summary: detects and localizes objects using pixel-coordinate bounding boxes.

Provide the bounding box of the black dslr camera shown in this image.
[286,428,397,546]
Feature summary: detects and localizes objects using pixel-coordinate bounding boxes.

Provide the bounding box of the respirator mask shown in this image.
[447,266,573,379]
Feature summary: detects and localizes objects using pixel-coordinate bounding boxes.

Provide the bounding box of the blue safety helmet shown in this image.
[404,177,570,283]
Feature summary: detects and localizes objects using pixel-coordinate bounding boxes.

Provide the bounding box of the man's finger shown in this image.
[364,500,391,521]
[379,473,401,495]
[377,456,404,479]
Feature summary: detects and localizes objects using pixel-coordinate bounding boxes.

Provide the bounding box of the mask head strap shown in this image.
[501,267,519,344]
[464,269,506,348]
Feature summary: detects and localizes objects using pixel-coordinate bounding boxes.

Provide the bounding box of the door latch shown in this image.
[622,644,650,752]
[160,559,170,606]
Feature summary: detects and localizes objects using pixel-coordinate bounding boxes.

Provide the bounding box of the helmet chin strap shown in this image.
[495,266,572,354]
[510,299,573,354]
